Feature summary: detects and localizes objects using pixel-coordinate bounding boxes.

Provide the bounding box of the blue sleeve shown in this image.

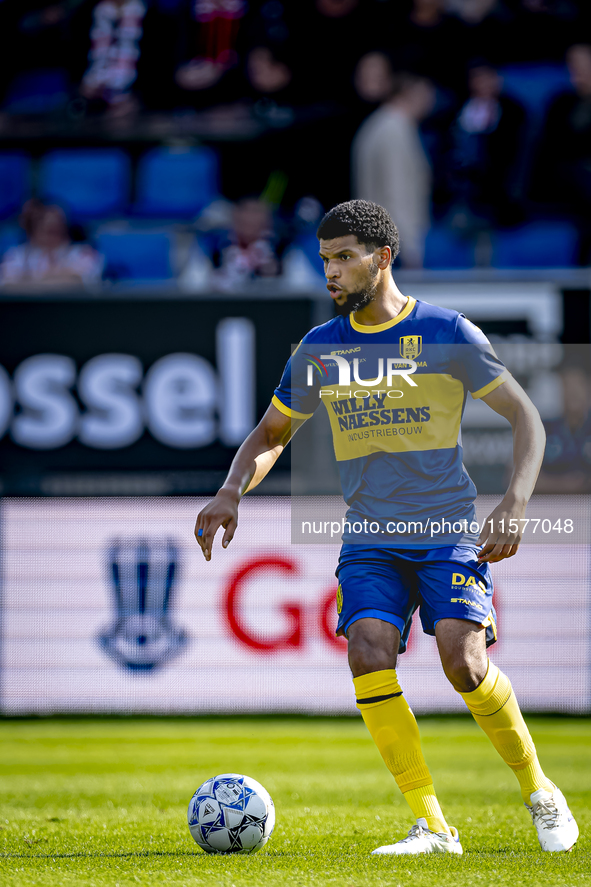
[272,337,322,420]
[453,314,510,398]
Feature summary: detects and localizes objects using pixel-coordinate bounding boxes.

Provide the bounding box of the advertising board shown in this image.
[0,297,316,495]
[2,496,588,715]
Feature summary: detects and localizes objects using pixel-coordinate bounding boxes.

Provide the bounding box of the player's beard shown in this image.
[343,260,379,314]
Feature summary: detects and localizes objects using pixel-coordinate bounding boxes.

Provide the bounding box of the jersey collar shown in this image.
[350,297,416,333]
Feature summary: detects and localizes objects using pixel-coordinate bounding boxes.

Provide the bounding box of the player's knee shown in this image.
[347,619,400,676]
[443,658,486,693]
[349,647,395,677]
[347,631,397,676]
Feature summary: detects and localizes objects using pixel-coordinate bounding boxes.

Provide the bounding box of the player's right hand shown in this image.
[194,488,239,561]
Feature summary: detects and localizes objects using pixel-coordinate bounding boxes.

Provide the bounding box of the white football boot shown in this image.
[526,786,579,852]
[372,818,463,856]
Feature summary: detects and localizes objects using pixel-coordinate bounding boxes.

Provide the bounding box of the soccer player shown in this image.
[194,200,579,855]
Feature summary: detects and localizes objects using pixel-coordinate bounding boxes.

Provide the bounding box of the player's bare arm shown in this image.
[194,403,305,561]
[477,374,546,563]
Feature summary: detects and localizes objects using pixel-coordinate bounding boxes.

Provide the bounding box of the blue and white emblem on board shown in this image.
[99,538,188,671]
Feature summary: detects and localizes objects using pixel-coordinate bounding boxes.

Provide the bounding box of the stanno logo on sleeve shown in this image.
[400,335,422,360]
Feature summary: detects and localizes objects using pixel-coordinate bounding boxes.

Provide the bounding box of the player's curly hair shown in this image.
[316,200,400,262]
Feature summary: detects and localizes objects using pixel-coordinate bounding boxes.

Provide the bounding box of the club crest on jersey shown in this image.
[99,538,188,671]
[399,335,422,360]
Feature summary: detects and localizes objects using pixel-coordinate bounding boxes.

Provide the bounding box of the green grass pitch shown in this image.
[1,716,589,887]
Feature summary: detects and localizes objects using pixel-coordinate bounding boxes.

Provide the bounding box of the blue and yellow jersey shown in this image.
[273,297,509,546]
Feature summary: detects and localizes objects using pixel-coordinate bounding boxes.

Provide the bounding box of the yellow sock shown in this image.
[354,669,450,834]
[460,660,554,804]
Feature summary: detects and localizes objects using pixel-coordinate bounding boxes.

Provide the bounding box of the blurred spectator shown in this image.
[447,62,525,229]
[80,0,146,116]
[536,357,591,493]
[199,197,285,291]
[281,194,327,288]
[0,200,103,289]
[13,1,84,78]
[445,0,513,66]
[316,0,358,13]
[510,0,579,63]
[446,0,498,19]
[352,73,435,267]
[244,44,295,123]
[536,44,591,261]
[392,0,467,93]
[351,51,399,130]
[247,45,291,96]
[174,0,246,97]
[354,52,397,106]
[181,194,326,291]
[219,42,298,204]
[302,0,373,104]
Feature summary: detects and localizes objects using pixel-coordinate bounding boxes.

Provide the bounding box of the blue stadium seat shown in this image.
[0,224,24,258]
[40,149,130,218]
[500,63,571,123]
[292,233,324,277]
[2,69,69,115]
[97,232,173,280]
[0,153,31,218]
[424,226,476,269]
[134,147,219,217]
[493,221,579,268]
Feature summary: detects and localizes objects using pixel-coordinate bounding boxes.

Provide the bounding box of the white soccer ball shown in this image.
[187,773,275,854]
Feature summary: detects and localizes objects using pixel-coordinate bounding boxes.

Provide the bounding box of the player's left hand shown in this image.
[194,488,239,561]
[477,495,527,563]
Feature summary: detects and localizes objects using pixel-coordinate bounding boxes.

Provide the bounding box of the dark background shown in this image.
[0,295,316,494]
